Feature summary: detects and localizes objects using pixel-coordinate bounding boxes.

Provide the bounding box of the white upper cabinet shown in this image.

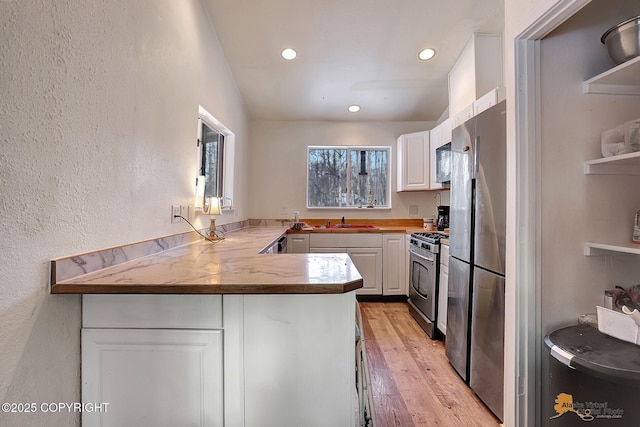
[474,88,499,116]
[429,117,453,189]
[453,103,475,128]
[448,33,503,122]
[397,130,431,191]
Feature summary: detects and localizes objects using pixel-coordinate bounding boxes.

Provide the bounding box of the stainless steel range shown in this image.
[407,232,446,339]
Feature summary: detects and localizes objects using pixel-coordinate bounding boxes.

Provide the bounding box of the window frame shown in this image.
[199,119,225,198]
[195,105,235,211]
[306,145,392,210]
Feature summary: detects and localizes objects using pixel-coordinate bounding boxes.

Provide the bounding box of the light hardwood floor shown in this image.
[360,302,501,427]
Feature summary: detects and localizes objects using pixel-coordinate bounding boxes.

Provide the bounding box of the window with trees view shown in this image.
[200,121,224,198]
[196,105,235,211]
[307,146,390,208]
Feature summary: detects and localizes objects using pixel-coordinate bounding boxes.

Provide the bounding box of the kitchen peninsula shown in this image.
[51,226,363,427]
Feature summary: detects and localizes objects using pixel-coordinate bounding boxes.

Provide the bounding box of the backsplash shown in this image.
[51,231,202,284]
[51,219,282,285]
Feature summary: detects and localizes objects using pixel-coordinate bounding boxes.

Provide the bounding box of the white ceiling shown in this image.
[202,0,504,122]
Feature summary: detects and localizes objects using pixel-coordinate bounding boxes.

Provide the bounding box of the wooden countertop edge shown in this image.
[50,278,363,295]
[287,226,426,234]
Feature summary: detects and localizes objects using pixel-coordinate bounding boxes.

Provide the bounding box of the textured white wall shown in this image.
[247,120,450,221]
[0,1,248,425]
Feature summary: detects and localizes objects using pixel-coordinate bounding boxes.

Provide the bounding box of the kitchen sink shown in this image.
[315,224,379,230]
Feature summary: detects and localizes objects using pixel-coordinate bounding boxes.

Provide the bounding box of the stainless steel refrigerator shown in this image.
[446,100,506,421]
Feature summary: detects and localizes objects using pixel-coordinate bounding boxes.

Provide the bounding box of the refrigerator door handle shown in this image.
[473,135,480,179]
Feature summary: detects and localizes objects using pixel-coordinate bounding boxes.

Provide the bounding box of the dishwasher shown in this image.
[261,235,287,254]
[276,235,287,253]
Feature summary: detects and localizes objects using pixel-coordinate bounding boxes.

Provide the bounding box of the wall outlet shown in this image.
[180,205,190,222]
[171,205,182,224]
[409,205,419,215]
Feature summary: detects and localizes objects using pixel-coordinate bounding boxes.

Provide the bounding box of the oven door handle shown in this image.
[410,248,434,263]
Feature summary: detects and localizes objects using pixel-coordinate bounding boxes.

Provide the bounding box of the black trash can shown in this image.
[545,324,640,426]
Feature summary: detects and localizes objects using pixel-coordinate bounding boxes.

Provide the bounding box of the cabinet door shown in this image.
[82,328,223,427]
[382,234,407,295]
[397,131,430,191]
[454,103,474,128]
[242,293,356,427]
[348,248,383,295]
[287,233,309,253]
[474,88,498,115]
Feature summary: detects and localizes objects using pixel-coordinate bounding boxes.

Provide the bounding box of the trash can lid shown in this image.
[545,324,640,385]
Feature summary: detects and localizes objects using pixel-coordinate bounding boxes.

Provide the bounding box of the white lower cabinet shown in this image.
[81,293,356,427]
[241,293,356,427]
[82,328,223,427]
[382,234,407,295]
[287,233,309,253]
[309,247,346,253]
[309,233,383,295]
[437,244,449,335]
[81,295,224,427]
[348,248,383,295]
[308,233,407,296]
[309,246,382,295]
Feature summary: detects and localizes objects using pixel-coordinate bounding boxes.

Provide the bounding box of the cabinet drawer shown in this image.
[310,233,382,248]
[309,247,347,253]
[83,295,223,329]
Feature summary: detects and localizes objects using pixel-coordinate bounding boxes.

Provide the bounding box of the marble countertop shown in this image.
[51,227,363,295]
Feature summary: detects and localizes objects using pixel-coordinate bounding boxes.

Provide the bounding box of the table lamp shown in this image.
[203,196,222,240]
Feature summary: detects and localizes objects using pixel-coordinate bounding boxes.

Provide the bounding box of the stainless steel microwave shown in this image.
[435,142,451,183]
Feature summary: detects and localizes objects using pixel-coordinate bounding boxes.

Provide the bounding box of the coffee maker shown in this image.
[437,205,449,231]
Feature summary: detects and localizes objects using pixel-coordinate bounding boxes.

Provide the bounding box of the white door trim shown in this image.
[509,1,592,426]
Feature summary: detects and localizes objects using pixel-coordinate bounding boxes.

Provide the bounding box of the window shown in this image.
[196,105,235,210]
[200,122,224,198]
[307,146,390,208]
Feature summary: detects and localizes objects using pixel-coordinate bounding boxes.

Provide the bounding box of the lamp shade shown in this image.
[204,196,222,215]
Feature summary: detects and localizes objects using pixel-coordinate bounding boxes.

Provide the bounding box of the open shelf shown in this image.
[583,55,640,95]
[584,151,640,175]
[584,242,640,256]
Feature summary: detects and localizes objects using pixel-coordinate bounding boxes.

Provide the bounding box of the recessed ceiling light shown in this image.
[348,105,361,113]
[418,48,436,61]
[281,48,297,60]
